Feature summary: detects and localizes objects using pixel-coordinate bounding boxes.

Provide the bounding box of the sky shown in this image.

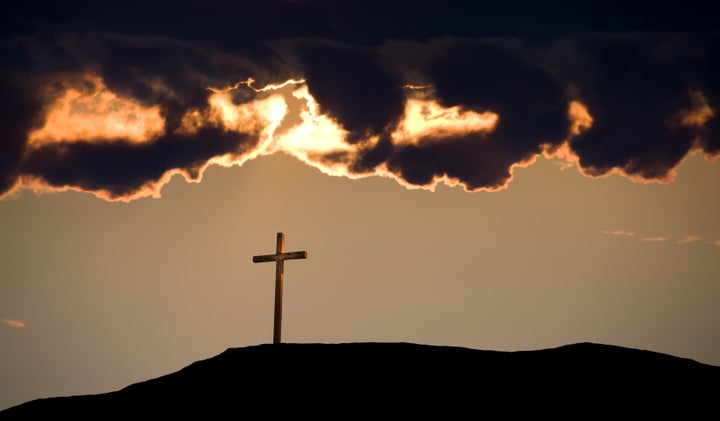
[1,0,719,410]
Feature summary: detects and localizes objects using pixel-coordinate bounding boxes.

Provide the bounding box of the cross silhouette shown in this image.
[252,232,308,344]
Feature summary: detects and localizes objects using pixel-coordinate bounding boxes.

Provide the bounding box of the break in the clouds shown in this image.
[0,27,717,201]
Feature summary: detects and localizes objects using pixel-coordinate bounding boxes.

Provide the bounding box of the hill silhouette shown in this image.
[1,342,718,418]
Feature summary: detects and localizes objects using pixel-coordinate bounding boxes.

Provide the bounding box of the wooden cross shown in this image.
[252,232,308,344]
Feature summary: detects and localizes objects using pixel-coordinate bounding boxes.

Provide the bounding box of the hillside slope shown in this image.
[2,342,718,418]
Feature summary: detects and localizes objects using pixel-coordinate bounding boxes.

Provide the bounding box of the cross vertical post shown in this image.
[252,232,308,344]
[273,233,284,345]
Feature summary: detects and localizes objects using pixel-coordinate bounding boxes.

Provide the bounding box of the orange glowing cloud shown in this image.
[273,85,359,177]
[9,68,714,204]
[12,75,305,202]
[208,77,307,94]
[542,101,593,171]
[264,84,502,187]
[392,98,498,145]
[207,92,286,137]
[28,75,164,146]
[2,318,26,328]
[568,100,593,136]
[677,90,714,128]
[378,98,596,194]
[543,142,579,170]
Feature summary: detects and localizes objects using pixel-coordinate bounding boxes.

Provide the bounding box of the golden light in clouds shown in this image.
[207,77,307,94]
[678,90,714,128]
[205,81,505,186]
[543,142,579,169]
[28,75,164,146]
[2,318,26,328]
[568,100,593,136]
[206,92,287,141]
[392,98,498,145]
[273,85,358,177]
[541,101,593,171]
[23,73,681,201]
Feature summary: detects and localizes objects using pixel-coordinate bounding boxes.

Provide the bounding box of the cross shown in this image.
[252,232,308,344]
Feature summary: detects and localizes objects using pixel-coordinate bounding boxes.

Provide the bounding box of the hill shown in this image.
[1,342,718,418]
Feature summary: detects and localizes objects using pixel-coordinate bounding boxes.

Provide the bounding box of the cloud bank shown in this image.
[1,20,717,201]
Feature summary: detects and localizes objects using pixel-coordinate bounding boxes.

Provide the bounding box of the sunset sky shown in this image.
[2,0,719,410]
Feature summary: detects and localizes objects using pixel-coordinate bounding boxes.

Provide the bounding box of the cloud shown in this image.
[285,40,406,147]
[0,25,717,201]
[676,235,701,244]
[602,230,637,237]
[604,231,719,248]
[0,32,284,201]
[642,236,670,242]
[1,318,26,328]
[555,33,719,182]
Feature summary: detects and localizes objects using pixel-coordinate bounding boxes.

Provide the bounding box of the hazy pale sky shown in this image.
[2,0,719,411]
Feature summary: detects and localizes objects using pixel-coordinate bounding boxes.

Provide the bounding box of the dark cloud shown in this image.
[399,38,569,189]
[305,37,572,190]
[0,30,285,199]
[22,128,257,200]
[82,32,282,130]
[555,33,719,179]
[1,2,717,199]
[423,39,569,138]
[4,1,714,46]
[0,77,44,194]
[693,35,720,158]
[288,40,406,145]
[314,33,717,190]
[385,133,521,191]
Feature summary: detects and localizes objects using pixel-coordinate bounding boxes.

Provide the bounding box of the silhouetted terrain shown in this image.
[1,342,718,418]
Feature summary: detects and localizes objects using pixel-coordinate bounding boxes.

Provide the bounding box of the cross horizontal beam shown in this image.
[252,251,308,263]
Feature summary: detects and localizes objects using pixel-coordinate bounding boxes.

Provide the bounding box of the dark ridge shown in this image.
[1,342,718,418]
